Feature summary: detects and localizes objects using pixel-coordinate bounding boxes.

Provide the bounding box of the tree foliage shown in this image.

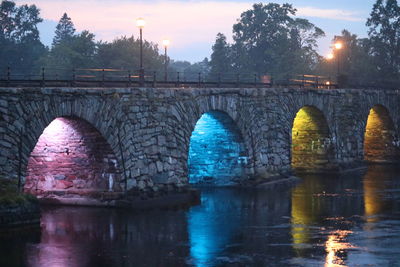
[96,36,165,72]
[209,33,232,79]
[317,0,400,86]
[317,30,377,85]
[38,13,97,76]
[210,3,325,81]
[366,0,400,80]
[52,13,75,46]
[42,30,96,73]
[0,0,45,74]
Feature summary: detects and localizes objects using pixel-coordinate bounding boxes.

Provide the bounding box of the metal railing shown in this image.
[0,67,340,89]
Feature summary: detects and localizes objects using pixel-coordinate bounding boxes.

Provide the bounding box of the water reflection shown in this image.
[26,207,190,267]
[291,175,324,246]
[291,164,400,266]
[0,226,40,267]
[363,165,394,223]
[188,187,291,266]
[188,189,242,266]
[1,165,400,266]
[324,230,353,267]
[291,172,363,261]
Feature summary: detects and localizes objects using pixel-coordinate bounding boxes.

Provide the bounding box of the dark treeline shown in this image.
[209,1,400,86]
[1,0,400,86]
[0,1,169,78]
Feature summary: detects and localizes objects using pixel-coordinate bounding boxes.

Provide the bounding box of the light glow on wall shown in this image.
[291,106,332,171]
[188,111,247,186]
[25,117,120,195]
[364,105,399,162]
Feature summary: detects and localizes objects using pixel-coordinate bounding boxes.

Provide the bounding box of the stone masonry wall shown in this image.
[364,105,400,162]
[0,87,398,192]
[24,117,120,195]
[188,111,248,185]
[291,106,334,171]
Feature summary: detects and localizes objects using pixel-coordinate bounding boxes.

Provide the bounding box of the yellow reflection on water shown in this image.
[291,187,313,246]
[291,177,322,248]
[363,167,386,223]
[324,230,353,267]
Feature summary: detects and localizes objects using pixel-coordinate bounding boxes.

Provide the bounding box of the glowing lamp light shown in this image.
[326,81,331,85]
[334,42,343,50]
[162,39,170,47]
[136,17,145,28]
[326,53,334,60]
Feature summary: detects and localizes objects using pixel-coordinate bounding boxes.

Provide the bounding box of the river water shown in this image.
[1,164,400,267]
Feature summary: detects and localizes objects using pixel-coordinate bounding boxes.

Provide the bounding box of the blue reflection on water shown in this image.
[187,188,242,267]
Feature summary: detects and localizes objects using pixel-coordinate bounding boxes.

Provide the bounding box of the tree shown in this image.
[366,0,400,81]
[0,0,15,40]
[0,0,46,75]
[0,0,42,42]
[52,13,75,46]
[317,30,377,85]
[289,18,325,72]
[169,58,210,81]
[230,3,324,80]
[337,30,378,84]
[209,33,232,79]
[42,30,96,75]
[95,36,165,73]
[169,60,191,73]
[184,58,210,81]
[39,13,97,76]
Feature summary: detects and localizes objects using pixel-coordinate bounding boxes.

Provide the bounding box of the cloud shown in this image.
[297,7,363,22]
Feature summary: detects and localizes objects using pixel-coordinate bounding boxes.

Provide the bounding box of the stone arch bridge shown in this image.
[0,87,399,194]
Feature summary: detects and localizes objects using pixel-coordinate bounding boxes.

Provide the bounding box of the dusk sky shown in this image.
[17,0,377,62]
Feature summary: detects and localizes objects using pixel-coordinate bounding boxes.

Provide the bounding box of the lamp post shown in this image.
[162,39,170,81]
[136,17,145,85]
[333,39,345,87]
[326,53,334,86]
[334,41,342,78]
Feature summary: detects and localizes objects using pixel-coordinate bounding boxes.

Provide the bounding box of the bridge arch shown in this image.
[363,104,400,163]
[6,98,135,194]
[188,110,248,185]
[165,94,259,185]
[24,116,122,195]
[290,105,335,171]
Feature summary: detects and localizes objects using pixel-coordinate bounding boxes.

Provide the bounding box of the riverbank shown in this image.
[38,187,201,210]
[0,179,40,228]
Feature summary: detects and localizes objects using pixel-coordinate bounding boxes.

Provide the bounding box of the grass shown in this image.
[0,179,38,207]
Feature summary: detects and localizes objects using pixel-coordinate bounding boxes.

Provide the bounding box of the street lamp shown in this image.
[326,53,334,87]
[334,41,343,85]
[136,17,145,85]
[162,39,170,81]
[334,42,343,50]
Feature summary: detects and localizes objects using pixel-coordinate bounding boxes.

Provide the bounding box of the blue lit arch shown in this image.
[188,110,247,185]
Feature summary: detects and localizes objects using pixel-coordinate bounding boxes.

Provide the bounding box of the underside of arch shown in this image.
[364,105,399,163]
[24,116,121,196]
[188,111,248,186]
[291,106,334,172]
